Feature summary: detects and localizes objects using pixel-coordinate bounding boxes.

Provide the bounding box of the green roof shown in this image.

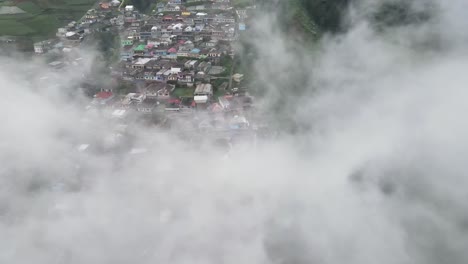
[134,44,146,51]
[121,40,133,45]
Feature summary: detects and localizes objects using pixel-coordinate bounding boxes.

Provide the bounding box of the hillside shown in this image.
[298,0,350,33]
[283,0,433,39]
[251,0,350,41]
[0,0,96,41]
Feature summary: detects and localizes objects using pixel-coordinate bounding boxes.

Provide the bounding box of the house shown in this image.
[125,5,134,12]
[140,25,153,39]
[156,2,165,12]
[121,39,133,46]
[165,98,181,111]
[132,58,152,69]
[144,83,175,98]
[151,26,161,38]
[162,16,173,23]
[120,45,134,61]
[184,60,199,69]
[133,44,146,55]
[189,48,201,58]
[92,91,115,106]
[164,4,180,12]
[100,2,110,9]
[168,73,178,82]
[213,14,236,24]
[178,72,194,83]
[137,98,159,113]
[232,73,244,83]
[110,0,120,7]
[207,48,221,57]
[197,61,212,73]
[218,96,230,110]
[206,39,218,47]
[237,9,248,18]
[33,40,54,54]
[160,33,173,44]
[165,47,178,59]
[121,93,145,108]
[177,50,189,57]
[63,31,82,47]
[194,83,213,104]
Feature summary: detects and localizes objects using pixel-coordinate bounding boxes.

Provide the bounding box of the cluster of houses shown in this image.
[35,0,256,134]
[110,0,249,115]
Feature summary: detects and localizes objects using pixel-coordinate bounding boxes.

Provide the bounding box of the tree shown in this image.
[130,0,151,12]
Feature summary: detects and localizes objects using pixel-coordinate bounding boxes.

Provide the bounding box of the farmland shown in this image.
[0,0,96,41]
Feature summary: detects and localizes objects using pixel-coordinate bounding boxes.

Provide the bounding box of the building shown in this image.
[194,83,213,104]
[33,40,55,54]
[144,82,175,98]
[137,98,159,113]
[92,91,115,106]
[232,73,244,83]
[132,58,152,69]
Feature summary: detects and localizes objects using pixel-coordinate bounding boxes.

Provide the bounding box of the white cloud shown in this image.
[1,0,468,263]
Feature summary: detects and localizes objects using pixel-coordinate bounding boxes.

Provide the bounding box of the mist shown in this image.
[2,0,468,263]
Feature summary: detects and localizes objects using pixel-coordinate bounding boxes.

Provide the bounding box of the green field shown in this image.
[0,0,96,41]
[172,86,195,98]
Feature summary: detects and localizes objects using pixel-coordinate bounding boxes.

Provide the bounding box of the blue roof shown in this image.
[191,48,201,54]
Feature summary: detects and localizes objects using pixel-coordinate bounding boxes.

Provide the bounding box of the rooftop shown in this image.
[95,91,113,99]
[134,44,146,51]
[195,83,213,94]
[134,58,152,65]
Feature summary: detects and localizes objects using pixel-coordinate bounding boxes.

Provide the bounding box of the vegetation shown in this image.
[184,1,211,8]
[232,0,251,9]
[372,1,433,28]
[298,0,350,33]
[115,81,136,95]
[0,0,96,41]
[254,0,350,40]
[83,30,121,65]
[172,86,194,98]
[218,55,233,77]
[126,0,152,12]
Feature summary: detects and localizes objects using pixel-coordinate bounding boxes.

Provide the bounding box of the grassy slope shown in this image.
[284,0,350,40]
[0,0,96,41]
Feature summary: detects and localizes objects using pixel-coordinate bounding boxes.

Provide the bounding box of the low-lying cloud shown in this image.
[1,0,468,263]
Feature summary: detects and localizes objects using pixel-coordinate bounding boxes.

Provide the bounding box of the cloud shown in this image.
[1,0,468,263]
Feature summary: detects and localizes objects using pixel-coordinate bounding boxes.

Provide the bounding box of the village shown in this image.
[32,0,261,155]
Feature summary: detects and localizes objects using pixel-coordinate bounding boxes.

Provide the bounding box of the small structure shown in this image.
[137,98,159,113]
[144,83,175,98]
[121,93,145,108]
[232,73,244,83]
[34,40,55,54]
[100,2,110,9]
[165,99,181,112]
[110,0,121,6]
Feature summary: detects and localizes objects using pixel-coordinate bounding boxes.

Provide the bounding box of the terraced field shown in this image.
[0,0,96,41]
